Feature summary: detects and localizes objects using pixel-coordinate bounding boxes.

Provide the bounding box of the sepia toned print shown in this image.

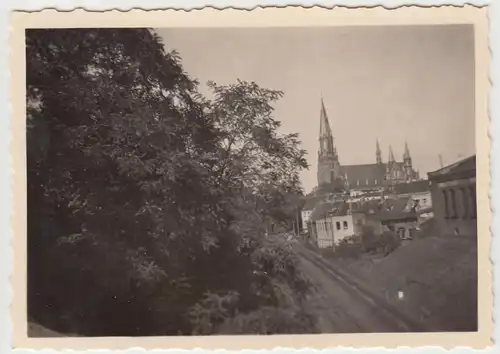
[10,6,491,350]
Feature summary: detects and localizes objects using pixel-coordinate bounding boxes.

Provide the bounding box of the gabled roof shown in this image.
[428,155,476,181]
[393,180,430,195]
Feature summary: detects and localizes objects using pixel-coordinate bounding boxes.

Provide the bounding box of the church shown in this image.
[316,99,420,194]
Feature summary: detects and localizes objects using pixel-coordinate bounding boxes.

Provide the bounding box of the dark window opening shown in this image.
[336,221,341,230]
[461,187,468,219]
[343,221,348,230]
[450,189,457,219]
[442,190,449,219]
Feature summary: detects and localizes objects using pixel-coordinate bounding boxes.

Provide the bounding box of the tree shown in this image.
[27,28,222,335]
[185,80,313,333]
[27,29,315,336]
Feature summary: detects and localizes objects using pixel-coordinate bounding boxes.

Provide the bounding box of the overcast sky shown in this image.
[157,25,475,193]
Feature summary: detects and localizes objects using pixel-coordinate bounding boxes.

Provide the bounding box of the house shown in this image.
[308,201,365,248]
[357,196,420,240]
[301,197,319,232]
[392,179,433,210]
[427,155,476,237]
[376,209,419,240]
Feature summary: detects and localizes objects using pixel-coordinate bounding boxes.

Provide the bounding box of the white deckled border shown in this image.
[3,1,497,353]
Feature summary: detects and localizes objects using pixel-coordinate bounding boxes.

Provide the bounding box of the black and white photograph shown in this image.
[16,6,490,346]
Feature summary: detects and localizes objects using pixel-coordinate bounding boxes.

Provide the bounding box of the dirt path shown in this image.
[296,244,415,333]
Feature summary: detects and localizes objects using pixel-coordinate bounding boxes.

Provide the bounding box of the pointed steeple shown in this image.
[317,97,340,187]
[318,98,336,158]
[319,98,332,136]
[376,139,382,164]
[388,145,395,164]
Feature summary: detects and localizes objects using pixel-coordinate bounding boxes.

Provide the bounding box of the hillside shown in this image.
[331,233,478,331]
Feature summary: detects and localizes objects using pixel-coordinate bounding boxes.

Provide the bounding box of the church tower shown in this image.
[376,139,382,164]
[317,98,340,187]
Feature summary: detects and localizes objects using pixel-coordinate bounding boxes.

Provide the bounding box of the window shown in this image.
[450,189,457,218]
[357,180,359,186]
[366,178,369,185]
[461,187,468,219]
[343,221,348,230]
[422,198,427,204]
[336,221,341,230]
[375,179,378,185]
[442,190,449,219]
[469,186,477,219]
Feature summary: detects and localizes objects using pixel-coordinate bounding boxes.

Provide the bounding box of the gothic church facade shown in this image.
[317,99,420,192]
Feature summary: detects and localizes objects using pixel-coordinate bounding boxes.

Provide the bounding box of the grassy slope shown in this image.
[332,234,477,331]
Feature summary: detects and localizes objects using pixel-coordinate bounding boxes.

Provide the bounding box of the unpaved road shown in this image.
[295,243,421,333]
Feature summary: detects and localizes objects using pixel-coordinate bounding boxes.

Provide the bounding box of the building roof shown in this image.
[358,199,385,214]
[393,180,430,195]
[428,155,476,181]
[310,201,349,221]
[340,163,386,188]
[377,210,419,223]
[355,195,411,216]
[385,196,412,212]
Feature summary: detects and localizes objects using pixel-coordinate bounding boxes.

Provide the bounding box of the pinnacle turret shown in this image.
[403,141,411,160]
[388,145,395,164]
[376,139,382,164]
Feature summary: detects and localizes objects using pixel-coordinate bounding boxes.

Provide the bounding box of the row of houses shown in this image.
[302,155,477,248]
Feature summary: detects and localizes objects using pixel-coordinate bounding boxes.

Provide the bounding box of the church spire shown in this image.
[317,97,340,187]
[319,98,332,137]
[318,98,335,157]
[376,139,382,164]
[403,141,411,160]
[388,145,395,164]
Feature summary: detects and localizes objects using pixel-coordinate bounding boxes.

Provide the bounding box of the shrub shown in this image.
[361,225,378,253]
[379,230,401,256]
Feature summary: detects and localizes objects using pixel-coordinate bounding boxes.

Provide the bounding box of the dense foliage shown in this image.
[27,28,313,336]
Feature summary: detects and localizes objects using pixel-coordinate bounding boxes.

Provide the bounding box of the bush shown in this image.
[379,230,401,256]
[360,225,400,256]
[361,225,378,253]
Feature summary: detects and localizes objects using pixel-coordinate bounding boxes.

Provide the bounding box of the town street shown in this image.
[293,241,423,333]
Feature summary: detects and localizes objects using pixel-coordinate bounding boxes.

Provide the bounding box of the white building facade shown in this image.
[314,213,365,248]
